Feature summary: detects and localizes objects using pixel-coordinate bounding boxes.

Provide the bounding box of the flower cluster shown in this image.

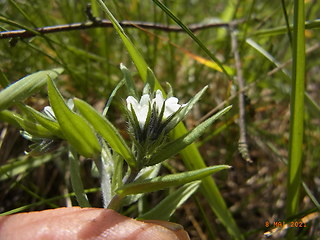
[126,90,185,130]
[125,89,186,167]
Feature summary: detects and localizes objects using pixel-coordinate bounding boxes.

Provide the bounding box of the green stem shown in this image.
[286,0,305,237]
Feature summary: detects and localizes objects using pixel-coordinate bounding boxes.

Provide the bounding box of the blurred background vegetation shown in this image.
[0,0,319,239]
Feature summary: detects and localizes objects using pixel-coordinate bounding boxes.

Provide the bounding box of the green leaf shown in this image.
[122,164,161,206]
[175,123,243,240]
[252,19,320,37]
[0,110,21,127]
[73,98,135,167]
[0,110,54,138]
[116,165,230,196]
[148,106,232,166]
[96,0,162,90]
[11,112,56,138]
[167,85,208,131]
[0,68,63,111]
[138,181,201,220]
[286,0,305,223]
[120,64,138,99]
[102,78,125,116]
[69,148,91,207]
[18,105,64,139]
[142,68,156,95]
[111,155,124,195]
[47,78,101,158]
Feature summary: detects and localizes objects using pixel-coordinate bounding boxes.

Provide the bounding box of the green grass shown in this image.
[1,0,320,239]
[286,0,305,238]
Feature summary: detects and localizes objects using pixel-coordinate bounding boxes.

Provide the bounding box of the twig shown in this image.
[230,25,252,163]
[0,19,245,39]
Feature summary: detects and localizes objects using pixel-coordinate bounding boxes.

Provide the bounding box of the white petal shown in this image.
[153,90,165,112]
[44,106,56,119]
[165,97,179,105]
[127,95,151,129]
[140,94,151,106]
[137,105,149,129]
[126,96,139,111]
[126,90,185,129]
[164,97,182,117]
[66,99,74,110]
[164,104,181,117]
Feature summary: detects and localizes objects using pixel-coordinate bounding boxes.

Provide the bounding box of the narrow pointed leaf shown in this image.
[138,181,201,220]
[167,85,208,131]
[0,68,63,110]
[143,68,156,95]
[73,98,136,167]
[69,148,91,207]
[10,112,55,138]
[102,78,125,116]
[121,164,162,207]
[148,106,231,165]
[47,78,101,158]
[116,165,230,196]
[19,105,64,139]
[120,64,138,99]
[286,0,305,222]
[96,0,162,90]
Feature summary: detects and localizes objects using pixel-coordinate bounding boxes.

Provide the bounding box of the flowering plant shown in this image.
[0,66,231,214]
[0,61,233,229]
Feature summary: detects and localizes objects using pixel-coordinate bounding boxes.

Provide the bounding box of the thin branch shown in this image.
[0,19,245,39]
[230,25,253,163]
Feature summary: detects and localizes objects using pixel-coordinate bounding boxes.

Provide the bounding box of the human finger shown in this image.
[0,207,190,240]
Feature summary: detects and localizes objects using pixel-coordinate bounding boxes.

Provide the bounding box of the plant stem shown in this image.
[286,0,305,237]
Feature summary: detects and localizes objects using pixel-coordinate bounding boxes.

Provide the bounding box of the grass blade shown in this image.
[286,0,305,226]
[152,0,231,78]
[96,0,161,90]
[0,154,53,181]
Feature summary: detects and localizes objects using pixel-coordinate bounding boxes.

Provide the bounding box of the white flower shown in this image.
[126,94,151,129]
[126,90,185,129]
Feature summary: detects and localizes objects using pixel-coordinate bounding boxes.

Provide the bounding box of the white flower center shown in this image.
[126,90,185,129]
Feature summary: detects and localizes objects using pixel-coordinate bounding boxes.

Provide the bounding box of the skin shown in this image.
[0,207,190,240]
